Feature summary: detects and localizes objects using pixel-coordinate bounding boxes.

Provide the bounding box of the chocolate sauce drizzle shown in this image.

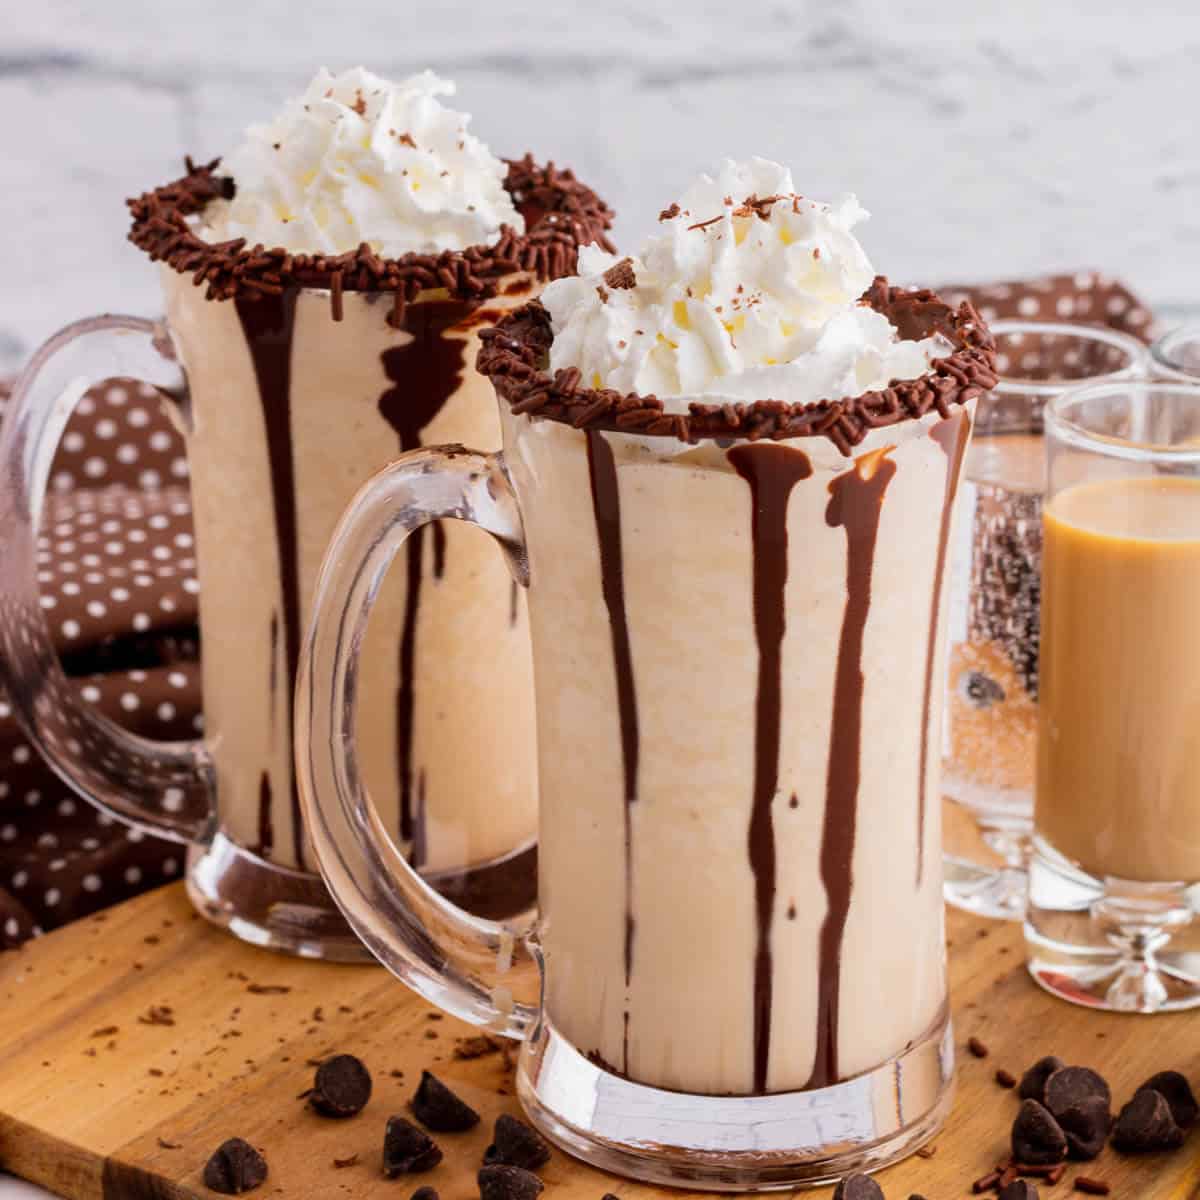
[234,289,302,865]
[728,443,814,1095]
[917,411,971,884]
[811,449,897,1089]
[378,300,478,851]
[585,430,640,1072]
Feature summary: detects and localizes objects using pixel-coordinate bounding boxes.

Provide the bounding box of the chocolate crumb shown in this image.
[478,1165,544,1200]
[332,1154,359,1169]
[1019,1056,1067,1104]
[1044,1067,1111,1118]
[996,1069,1018,1089]
[411,1189,438,1200]
[411,1070,480,1132]
[246,983,290,995]
[90,1025,119,1038]
[484,1113,551,1170]
[832,1174,883,1200]
[998,1182,1038,1200]
[383,1116,443,1176]
[968,1036,990,1059]
[310,1054,372,1118]
[1012,1099,1068,1165]
[1111,1087,1184,1153]
[915,1145,937,1159]
[203,1138,268,1194]
[157,1137,181,1150]
[659,203,681,221]
[1073,1179,1109,1196]
[138,1006,175,1027]
[1135,1069,1198,1129]
[971,1170,1001,1194]
[454,1036,501,1061]
[603,259,637,291]
[596,285,609,304]
[399,132,417,148]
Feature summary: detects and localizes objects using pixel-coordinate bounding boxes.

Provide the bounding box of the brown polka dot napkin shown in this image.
[0,270,1158,949]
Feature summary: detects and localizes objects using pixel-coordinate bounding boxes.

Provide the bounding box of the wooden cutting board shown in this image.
[0,874,1196,1200]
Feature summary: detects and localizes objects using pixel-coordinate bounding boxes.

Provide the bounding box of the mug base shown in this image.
[516,1009,953,1191]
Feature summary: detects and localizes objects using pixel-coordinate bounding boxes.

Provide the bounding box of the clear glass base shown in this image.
[942,794,1032,921]
[515,1009,954,1191]
[1024,835,1200,1013]
[187,832,376,961]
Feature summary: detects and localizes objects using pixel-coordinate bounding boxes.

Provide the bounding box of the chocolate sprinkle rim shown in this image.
[477,277,998,454]
[127,155,614,325]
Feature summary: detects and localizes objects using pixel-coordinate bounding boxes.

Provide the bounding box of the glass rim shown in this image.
[989,319,1147,396]
[1150,324,1200,382]
[1045,379,1200,464]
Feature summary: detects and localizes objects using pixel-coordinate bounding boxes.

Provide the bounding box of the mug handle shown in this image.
[296,444,537,1038]
[0,315,216,844]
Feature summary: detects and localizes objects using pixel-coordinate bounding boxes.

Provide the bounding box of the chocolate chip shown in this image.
[998,1182,1039,1200]
[1018,1056,1067,1104]
[1012,1099,1068,1165]
[411,1070,480,1132]
[1044,1067,1111,1119]
[1135,1070,1198,1129]
[483,1114,552,1170]
[411,1190,439,1200]
[310,1054,372,1118]
[478,1164,545,1200]
[1111,1088,1184,1153]
[1057,1097,1112,1161]
[967,1036,990,1059]
[383,1117,443,1176]
[995,1069,1018,1089]
[203,1138,268,1194]
[832,1174,883,1200]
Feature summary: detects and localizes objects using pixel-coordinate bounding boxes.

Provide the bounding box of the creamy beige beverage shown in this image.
[127,68,613,904]
[1037,475,1200,884]
[481,158,998,1094]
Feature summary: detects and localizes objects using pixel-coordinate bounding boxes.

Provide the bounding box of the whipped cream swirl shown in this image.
[542,158,949,410]
[203,67,524,257]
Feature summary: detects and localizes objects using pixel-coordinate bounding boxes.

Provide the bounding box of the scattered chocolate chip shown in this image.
[659,203,681,222]
[996,1069,1018,1089]
[203,1138,268,1194]
[601,1194,619,1200]
[1018,1056,1067,1104]
[478,1164,544,1200]
[411,1070,480,1132]
[908,1195,929,1200]
[411,1189,439,1200]
[383,1117,443,1176]
[139,1005,176,1027]
[157,1137,181,1150]
[90,1025,119,1038]
[972,1170,1001,1193]
[310,1054,372,1118]
[455,1036,502,1060]
[1073,1178,1110,1196]
[832,1174,883,1200]
[968,1036,990,1059]
[1058,1097,1112,1161]
[1136,1070,1198,1129]
[332,1154,359,1169]
[245,983,290,995]
[998,1181,1038,1200]
[1044,1067,1111,1119]
[915,1145,937,1159]
[1111,1088,1184,1153]
[1012,1100,1068,1165]
[484,1114,551,1170]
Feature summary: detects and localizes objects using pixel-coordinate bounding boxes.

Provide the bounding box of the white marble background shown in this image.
[4,1,1200,373]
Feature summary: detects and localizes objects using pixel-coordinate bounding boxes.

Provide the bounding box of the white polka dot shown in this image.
[126,406,149,426]
[57,798,76,816]
[192,714,204,732]
[57,539,76,555]
[182,578,199,595]
[126,827,145,843]
[39,594,57,610]
[62,581,80,596]
[152,545,170,561]
[116,444,139,464]
[106,385,128,406]
[169,500,189,517]
[120,693,139,712]
[81,836,100,851]
[82,874,102,893]
[81,553,101,567]
[1017,297,1040,317]
[83,457,108,479]
[3,918,18,939]
[84,571,104,585]
[124,867,142,885]
[127,529,147,543]
[129,669,147,683]
[86,600,107,619]
[62,431,85,453]
[36,832,57,849]
[44,888,61,907]
[51,472,75,493]
[163,858,179,876]
[162,786,184,812]
[170,458,189,478]
[95,418,117,439]
[61,619,81,638]
[77,396,95,416]
[148,514,168,531]
[139,470,162,489]
[13,746,31,763]
[0,825,16,843]
[132,613,151,632]
[48,858,66,873]
[1056,296,1075,317]
[0,701,8,720]
[0,782,9,799]
[134,573,153,587]
[24,789,41,807]
[159,596,177,613]
[81,684,101,703]
[149,431,173,451]
[157,702,176,722]
[168,672,187,689]
[1107,295,1128,315]
[11,870,27,888]
[173,532,193,549]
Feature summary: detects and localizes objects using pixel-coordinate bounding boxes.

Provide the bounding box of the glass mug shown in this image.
[942,321,1146,920]
[0,270,539,959]
[296,384,978,1184]
[1027,381,1200,1013]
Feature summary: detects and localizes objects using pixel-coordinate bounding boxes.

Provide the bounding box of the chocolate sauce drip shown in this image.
[412,769,428,870]
[431,523,447,582]
[728,443,814,1094]
[585,430,640,1072]
[917,412,971,884]
[509,579,519,628]
[378,300,477,847]
[234,290,302,866]
[256,772,274,860]
[811,449,897,1090]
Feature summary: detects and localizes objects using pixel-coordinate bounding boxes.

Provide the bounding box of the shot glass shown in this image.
[1026,381,1200,1013]
[942,322,1145,919]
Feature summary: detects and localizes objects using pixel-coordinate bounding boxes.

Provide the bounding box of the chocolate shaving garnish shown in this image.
[1044,1067,1111,1119]
[1135,1070,1198,1129]
[602,258,637,290]
[309,1053,372,1118]
[203,1138,267,1194]
[1058,1097,1112,1161]
[659,202,681,221]
[411,1069,480,1132]
[686,214,724,232]
[1111,1087,1184,1153]
[478,1165,544,1200]
[483,1113,551,1170]
[832,1174,883,1200]
[968,1036,990,1059]
[477,279,996,454]
[1019,1056,1067,1105]
[127,156,613,324]
[732,193,782,220]
[998,1181,1038,1200]
[1073,1178,1109,1196]
[382,1116,443,1175]
[1012,1100,1068,1165]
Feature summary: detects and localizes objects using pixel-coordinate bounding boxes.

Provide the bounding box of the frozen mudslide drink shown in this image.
[297,158,997,1184]
[0,67,613,956]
